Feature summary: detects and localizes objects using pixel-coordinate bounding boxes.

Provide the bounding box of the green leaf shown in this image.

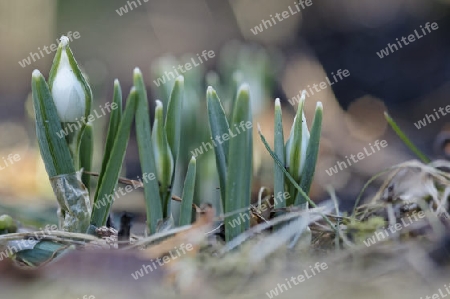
[225,84,252,240]
[94,79,123,202]
[90,88,137,227]
[228,70,243,113]
[179,156,197,226]
[31,70,75,177]
[104,79,123,167]
[285,91,309,205]
[258,126,337,232]
[384,112,430,163]
[285,92,307,188]
[152,100,174,216]
[133,68,163,234]
[15,241,69,267]
[273,99,285,209]
[164,76,184,165]
[296,102,323,205]
[79,123,93,193]
[206,86,230,204]
[243,97,253,233]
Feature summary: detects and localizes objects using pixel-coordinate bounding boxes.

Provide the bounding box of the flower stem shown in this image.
[63,122,84,169]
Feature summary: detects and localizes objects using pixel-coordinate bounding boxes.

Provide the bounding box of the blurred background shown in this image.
[1,0,450,223]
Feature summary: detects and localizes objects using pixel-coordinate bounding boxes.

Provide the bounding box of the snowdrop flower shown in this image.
[48,35,91,123]
[285,91,310,180]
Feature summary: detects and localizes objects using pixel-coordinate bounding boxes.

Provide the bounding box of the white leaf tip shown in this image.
[60,36,69,47]
[207,86,216,95]
[257,122,262,133]
[239,83,250,92]
[32,69,42,78]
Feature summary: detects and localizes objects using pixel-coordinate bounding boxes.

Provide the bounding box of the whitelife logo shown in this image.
[363,211,425,247]
[56,102,119,139]
[116,0,148,16]
[152,50,215,87]
[190,120,252,158]
[376,22,438,59]
[250,0,313,35]
[0,225,58,261]
[131,243,193,280]
[288,69,350,106]
[0,153,21,171]
[265,262,328,298]
[18,31,81,68]
[414,104,450,129]
[228,192,290,228]
[325,140,387,176]
[420,283,450,299]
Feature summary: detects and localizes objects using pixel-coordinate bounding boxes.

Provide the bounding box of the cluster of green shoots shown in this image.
[31,36,324,244]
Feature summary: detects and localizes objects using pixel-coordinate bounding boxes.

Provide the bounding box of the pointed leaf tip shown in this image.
[59,36,69,47]
[301,89,306,98]
[238,83,250,93]
[133,67,142,75]
[32,69,42,78]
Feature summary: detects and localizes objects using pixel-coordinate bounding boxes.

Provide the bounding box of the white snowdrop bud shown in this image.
[49,36,91,122]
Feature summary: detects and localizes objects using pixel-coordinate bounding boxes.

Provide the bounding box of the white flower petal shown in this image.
[51,43,86,122]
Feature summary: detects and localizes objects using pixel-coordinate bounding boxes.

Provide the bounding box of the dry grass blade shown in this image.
[354,159,450,222]
[0,231,100,243]
[124,225,192,249]
[220,203,333,254]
